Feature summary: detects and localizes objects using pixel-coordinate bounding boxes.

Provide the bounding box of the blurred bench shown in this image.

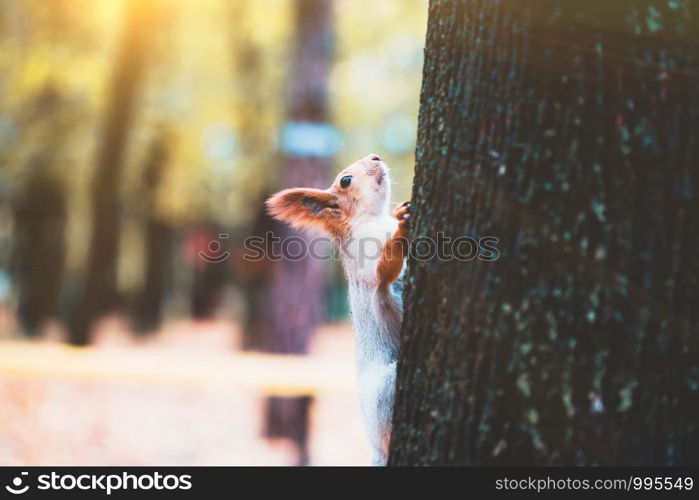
[0,341,356,397]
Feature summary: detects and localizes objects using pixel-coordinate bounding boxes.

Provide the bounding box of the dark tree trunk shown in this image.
[230,1,277,350]
[248,0,335,465]
[390,0,699,465]
[240,200,276,350]
[69,0,155,344]
[11,86,67,336]
[187,223,228,320]
[133,130,174,333]
[13,161,66,336]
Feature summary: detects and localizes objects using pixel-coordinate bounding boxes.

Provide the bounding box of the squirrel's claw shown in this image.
[393,201,410,220]
[393,201,411,235]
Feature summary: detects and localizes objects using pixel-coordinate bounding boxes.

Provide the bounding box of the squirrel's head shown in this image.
[266,153,391,237]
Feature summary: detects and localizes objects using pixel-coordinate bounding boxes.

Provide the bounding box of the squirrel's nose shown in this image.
[368,154,381,162]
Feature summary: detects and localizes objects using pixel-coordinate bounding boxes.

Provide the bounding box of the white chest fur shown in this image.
[341,213,401,362]
[339,213,403,465]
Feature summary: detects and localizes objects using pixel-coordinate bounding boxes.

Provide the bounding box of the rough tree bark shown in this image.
[389,0,699,465]
[70,0,157,344]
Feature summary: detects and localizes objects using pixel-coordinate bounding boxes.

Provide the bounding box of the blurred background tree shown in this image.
[70,0,162,344]
[132,125,175,333]
[11,85,68,336]
[245,0,335,466]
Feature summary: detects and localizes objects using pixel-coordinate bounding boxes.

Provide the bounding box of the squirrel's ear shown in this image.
[266,188,339,233]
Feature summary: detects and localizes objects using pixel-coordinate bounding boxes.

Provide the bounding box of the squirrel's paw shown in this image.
[393,201,410,233]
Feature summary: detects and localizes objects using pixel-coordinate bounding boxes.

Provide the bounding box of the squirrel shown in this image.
[266,153,410,465]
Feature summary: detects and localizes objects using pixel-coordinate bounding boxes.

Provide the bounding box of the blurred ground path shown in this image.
[0,319,370,465]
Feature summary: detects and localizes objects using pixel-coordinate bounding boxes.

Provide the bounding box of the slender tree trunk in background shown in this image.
[253,0,335,465]
[11,86,67,336]
[13,161,66,336]
[241,201,276,349]
[133,130,174,333]
[230,0,277,350]
[390,0,699,465]
[188,223,228,320]
[69,0,156,344]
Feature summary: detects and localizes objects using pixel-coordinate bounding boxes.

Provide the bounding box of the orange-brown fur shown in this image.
[378,202,410,288]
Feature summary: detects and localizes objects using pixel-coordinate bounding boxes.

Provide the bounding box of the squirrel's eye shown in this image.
[340,175,352,189]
